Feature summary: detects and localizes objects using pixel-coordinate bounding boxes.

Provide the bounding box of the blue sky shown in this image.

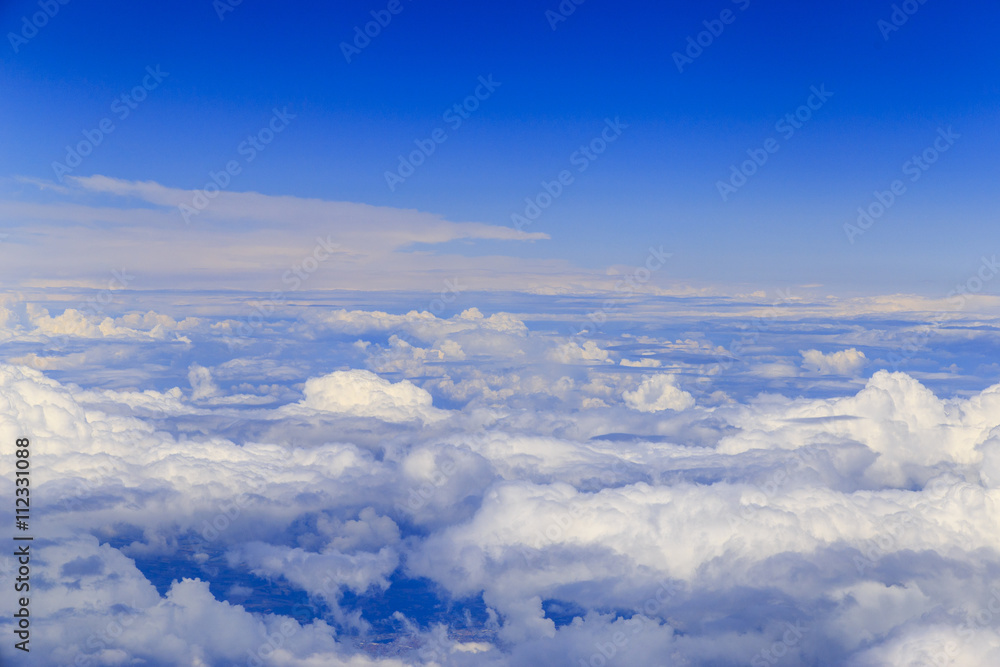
[2,0,998,294]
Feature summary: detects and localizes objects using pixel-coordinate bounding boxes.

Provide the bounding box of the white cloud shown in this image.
[317,307,527,339]
[549,340,613,364]
[620,357,662,368]
[6,285,1000,665]
[801,348,868,375]
[291,369,449,423]
[19,304,202,342]
[189,363,219,399]
[0,177,698,295]
[621,374,695,412]
[228,542,399,630]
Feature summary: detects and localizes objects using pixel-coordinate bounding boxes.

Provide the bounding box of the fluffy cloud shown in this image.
[26,305,200,341]
[620,357,662,367]
[228,542,399,630]
[716,369,999,486]
[292,369,450,423]
[4,286,1000,666]
[316,307,527,339]
[189,363,220,399]
[801,348,868,375]
[548,340,613,364]
[621,374,695,412]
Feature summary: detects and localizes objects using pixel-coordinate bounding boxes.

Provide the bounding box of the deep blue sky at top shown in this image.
[1,0,997,294]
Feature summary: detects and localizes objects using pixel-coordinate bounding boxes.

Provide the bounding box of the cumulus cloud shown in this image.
[4,288,1000,666]
[228,542,399,630]
[549,340,613,364]
[620,357,662,367]
[801,347,868,375]
[26,305,201,341]
[189,363,220,399]
[621,374,695,412]
[292,369,450,423]
[316,307,527,339]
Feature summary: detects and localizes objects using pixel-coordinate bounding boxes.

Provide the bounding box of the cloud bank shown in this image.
[2,287,1000,665]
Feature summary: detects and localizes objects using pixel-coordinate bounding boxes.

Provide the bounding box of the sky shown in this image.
[1,0,998,294]
[3,1,1000,666]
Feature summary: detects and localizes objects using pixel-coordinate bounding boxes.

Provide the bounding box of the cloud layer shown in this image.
[2,283,1000,665]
